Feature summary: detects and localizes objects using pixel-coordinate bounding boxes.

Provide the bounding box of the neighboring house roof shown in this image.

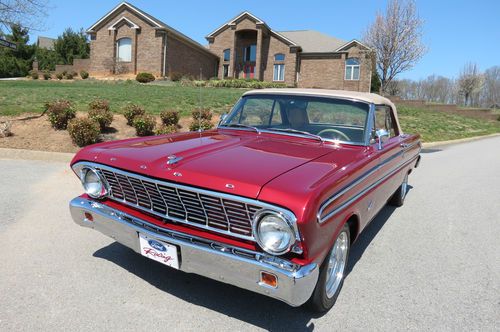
[87,1,217,57]
[37,36,56,50]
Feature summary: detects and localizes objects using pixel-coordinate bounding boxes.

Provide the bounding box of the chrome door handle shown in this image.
[400,143,409,148]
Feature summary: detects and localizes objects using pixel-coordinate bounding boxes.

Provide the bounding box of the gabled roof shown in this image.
[87,2,217,57]
[205,11,298,46]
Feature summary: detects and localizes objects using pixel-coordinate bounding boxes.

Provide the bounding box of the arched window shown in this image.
[223,49,230,62]
[117,38,132,62]
[274,53,285,61]
[345,58,360,80]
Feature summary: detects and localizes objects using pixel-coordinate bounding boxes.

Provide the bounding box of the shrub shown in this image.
[136,72,155,83]
[45,99,76,130]
[62,70,67,76]
[89,99,110,112]
[192,108,213,121]
[159,110,180,126]
[67,117,100,147]
[0,121,13,138]
[42,71,51,80]
[123,103,146,125]
[88,100,113,131]
[30,70,39,80]
[155,124,178,135]
[80,70,89,79]
[169,72,183,82]
[206,79,287,89]
[497,114,500,121]
[65,72,74,79]
[56,73,63,80]
[70,70,78,77]
[133,114,156,136]
[189,119,213,132]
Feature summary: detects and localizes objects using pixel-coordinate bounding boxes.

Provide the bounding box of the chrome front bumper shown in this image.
[69,197,319,307]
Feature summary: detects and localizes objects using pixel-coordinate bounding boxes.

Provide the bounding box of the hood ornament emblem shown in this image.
[167,155,183,165]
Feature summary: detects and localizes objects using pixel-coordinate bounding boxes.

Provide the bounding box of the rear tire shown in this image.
[307,224,350,312]
[389,173,408,207]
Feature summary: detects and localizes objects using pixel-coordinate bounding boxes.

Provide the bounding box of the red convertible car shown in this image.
[70,89,421,312]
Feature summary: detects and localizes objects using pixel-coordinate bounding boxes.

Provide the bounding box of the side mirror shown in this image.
[218,113,228,126]
[376,129,390,150]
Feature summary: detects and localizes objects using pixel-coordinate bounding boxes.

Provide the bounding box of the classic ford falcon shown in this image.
[69,89,421,312]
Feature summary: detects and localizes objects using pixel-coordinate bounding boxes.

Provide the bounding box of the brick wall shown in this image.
[261,34,297,85]
[166,34,217,79]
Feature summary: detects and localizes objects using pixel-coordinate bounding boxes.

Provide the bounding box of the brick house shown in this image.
[206,12,373,91]
[86,2,218,78]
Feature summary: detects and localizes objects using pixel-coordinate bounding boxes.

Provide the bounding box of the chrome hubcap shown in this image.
[325,231,349,298]
[401,174,408,200]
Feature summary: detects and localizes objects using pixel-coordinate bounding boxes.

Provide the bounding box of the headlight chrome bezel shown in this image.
[79,166,109,199]
[253,209,299,256]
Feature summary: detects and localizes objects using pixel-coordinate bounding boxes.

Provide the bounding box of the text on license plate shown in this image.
[139,233,179,269]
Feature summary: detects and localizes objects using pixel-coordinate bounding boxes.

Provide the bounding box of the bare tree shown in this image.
[363,0,427,93]
[0,0,48,33]
[481,66,500,108]
[457,62,483,107]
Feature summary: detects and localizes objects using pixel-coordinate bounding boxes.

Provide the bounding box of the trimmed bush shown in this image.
[67,118,100,147]
[30,70,39,80]
[169,72,183,82]
[45,99,76,130]
[42,71,51,80]
[192,108,213,121]
[88,100,113,131]
[133,115,156,136]
[189,119,213,132]
[89,99,110,111]
[80,70,89,79]
[155,124,178,135]
[159,110,180,126]
[65,72,74,79]
[206,79,287,89]
[136,72,155,83]
[56,73,63,80]
[123,103,146,126]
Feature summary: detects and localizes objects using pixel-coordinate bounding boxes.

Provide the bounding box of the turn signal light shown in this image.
[84,212,94,222]
[260,272,278,288]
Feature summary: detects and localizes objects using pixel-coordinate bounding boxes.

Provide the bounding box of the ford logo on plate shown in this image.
[148,239,166,252]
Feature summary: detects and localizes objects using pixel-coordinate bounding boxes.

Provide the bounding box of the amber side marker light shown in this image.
[260,271,278,288]
[84,212,94,222]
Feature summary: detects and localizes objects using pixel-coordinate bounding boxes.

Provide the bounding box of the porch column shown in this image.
[255,27,263,81]
[231,26,237,78]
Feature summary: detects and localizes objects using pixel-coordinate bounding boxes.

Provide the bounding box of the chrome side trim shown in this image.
[70,197,318,306]
[317,142,421,224]
[72,161,300,244]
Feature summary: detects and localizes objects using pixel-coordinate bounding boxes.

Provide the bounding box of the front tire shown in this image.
[307,224,350,312]
[389,173,408,207]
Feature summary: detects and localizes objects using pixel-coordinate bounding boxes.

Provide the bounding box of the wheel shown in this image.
[307,224,350,312]
[389,173,408,207]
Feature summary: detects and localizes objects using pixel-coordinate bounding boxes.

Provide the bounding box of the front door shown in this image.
[243,65,255,79]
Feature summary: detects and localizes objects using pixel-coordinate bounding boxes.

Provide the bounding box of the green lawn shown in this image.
[0,80,245,116]
[1,80,499,142]
[398,106,500,142]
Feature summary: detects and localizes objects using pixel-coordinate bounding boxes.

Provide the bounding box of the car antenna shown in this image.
[198,67,202,139]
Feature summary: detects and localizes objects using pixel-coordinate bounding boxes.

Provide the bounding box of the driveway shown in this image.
[0,137,499,331]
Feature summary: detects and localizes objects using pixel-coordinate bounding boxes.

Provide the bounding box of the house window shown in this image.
[243,44,256,62]
[274,53,285,61]
[117,38,132,62]
[223,49,230,62]
[223,64,229,78]
[345,58,360,80]
[273,64,285,81]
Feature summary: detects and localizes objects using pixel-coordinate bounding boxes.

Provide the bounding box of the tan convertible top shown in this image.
[243,88,401,133]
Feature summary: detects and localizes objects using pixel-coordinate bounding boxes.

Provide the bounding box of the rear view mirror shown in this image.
[218,113,228,125]
[376,129,390,150]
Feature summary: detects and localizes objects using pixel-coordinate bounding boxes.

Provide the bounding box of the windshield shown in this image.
[220,94,370,144]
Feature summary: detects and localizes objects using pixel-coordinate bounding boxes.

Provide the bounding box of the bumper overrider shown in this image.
[69,197,319,306]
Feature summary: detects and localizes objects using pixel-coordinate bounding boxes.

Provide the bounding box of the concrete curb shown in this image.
[422,133,500,148]
[0,148,74,162]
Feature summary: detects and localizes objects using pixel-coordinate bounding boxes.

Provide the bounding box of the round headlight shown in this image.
[81,167,108,198]
[254,210,296,255]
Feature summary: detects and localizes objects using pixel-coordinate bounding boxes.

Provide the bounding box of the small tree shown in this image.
[363,0,427,93]
[481,66,499,108]
[53,28,90,65]
[458,63,482,107]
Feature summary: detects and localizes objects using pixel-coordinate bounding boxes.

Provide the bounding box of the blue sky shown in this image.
[29,0,500,80]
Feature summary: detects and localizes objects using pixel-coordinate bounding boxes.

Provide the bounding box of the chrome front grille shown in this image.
[96,166,263,240]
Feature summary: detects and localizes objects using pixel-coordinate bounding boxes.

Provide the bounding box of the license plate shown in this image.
[139,233,179,269]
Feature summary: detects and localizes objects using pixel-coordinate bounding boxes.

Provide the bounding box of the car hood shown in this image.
[73,130,338,198]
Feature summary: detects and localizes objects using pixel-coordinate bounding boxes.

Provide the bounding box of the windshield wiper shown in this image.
[267,128,324,142]
[220,123,260,134]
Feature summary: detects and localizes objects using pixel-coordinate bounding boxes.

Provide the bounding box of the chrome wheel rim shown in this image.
[401,174,408,200]
[325,231,349,298]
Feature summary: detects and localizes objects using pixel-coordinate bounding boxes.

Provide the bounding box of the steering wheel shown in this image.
[317,128,351,141]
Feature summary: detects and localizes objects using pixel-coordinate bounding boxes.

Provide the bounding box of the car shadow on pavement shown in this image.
[93,201,405,330]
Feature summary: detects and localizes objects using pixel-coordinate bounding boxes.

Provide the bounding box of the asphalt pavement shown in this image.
[0,137,499,331]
